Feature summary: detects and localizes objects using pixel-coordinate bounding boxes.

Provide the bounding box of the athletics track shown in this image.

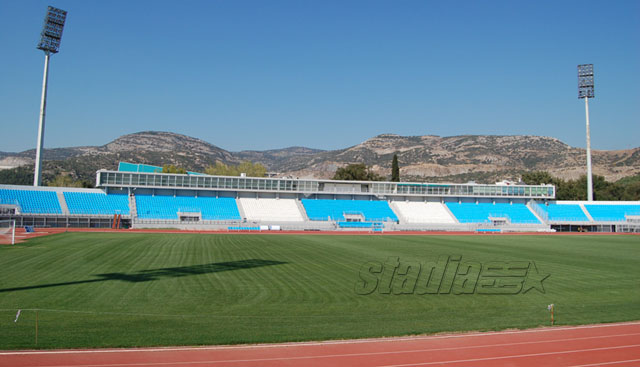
[1,321,639,367]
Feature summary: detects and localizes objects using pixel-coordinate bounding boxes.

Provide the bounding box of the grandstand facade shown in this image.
[1,167,639,232]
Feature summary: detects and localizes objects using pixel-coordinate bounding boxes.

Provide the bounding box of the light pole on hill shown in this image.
[33,6,67,186]
[578,64,594,201]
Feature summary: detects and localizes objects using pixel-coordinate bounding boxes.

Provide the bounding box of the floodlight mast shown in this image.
[578,64,594,201]
[34,6,67,186]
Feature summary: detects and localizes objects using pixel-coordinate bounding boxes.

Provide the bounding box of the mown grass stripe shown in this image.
[0,233,637,349]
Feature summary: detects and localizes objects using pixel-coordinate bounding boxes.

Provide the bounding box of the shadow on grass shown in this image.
[0,259,286,293]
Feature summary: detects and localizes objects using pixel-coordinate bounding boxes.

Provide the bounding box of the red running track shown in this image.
[2,321,639,367]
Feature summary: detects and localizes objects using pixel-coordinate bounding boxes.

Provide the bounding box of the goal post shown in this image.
[0,219,16,245]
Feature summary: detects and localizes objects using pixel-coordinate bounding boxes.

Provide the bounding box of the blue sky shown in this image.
[0,1,638,153]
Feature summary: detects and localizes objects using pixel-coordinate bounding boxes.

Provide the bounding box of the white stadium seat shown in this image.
[240,198,304,222]
[393,202,456,224]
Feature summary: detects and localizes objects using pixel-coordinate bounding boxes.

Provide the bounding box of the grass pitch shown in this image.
[0,232,638,349]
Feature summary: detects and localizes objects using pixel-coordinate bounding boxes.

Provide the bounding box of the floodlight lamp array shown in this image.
[37,6,67,54]
[578,64,594,99]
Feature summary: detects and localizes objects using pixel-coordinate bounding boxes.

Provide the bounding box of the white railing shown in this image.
[528,200,549,223]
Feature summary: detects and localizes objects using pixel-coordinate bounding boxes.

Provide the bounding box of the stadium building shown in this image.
[1,163,639,233]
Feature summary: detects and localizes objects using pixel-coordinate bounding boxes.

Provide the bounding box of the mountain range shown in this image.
[1,131,639,184]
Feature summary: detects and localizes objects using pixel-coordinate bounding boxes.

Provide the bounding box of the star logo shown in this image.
[522,261,550,294]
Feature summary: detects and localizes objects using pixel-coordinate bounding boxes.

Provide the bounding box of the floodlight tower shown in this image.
[33,6,67,186]
[578,64,594,201]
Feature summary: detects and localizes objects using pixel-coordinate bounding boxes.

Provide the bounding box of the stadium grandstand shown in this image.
[1,162,639,232]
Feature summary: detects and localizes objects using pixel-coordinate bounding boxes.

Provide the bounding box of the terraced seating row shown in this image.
[0,189,62,214]
[64,192,130,215]
[539,203,589,222]
[536,203,640,222]
[392,202,456,223]
[445,203,540,224]
[239,198,304,222]
[1,185,638,226]
[301,199,398,222]
[135,195,240,220]
[337,222,382,228]
[584,204,640,222]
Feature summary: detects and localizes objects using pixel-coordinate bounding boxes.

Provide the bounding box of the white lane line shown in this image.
[5,333,640,367]
[567,359,640,367]
[1,321,638,356]
[379,344,640,367]
[11,344,640,367]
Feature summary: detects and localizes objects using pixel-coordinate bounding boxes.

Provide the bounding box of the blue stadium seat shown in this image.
[338,221,377,228]
[539,203,589,222]
[64,192,130,215]
[301,199,397,221]
[136,195,240,220]
[584,204,640,222]
[0,189,62,214]
[228,226,260,231]
[445,202,540,224]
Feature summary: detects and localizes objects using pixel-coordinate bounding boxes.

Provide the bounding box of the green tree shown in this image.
[615,174,640,201]
[0,166,34,185]
[204,161,266,177]
[521,171,635,201]
[162,165,187,174]
[562,175,618,201]
[46,174,87,188]
[521,171,556,186]
[391,154,400,182]
[236,161,267,177]
[205,162,233,176]
[556,177,584,200]
[590,175,621,201]
[622,181,640,200]
[333,163,383,181]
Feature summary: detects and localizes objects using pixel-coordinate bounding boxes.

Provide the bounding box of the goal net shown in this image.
[0,220,16,245]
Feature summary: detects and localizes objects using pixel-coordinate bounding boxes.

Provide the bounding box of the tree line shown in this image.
[331,157,640,201]
[521,171,640,201]
[0,161,268,187]
[332,154,401,182]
